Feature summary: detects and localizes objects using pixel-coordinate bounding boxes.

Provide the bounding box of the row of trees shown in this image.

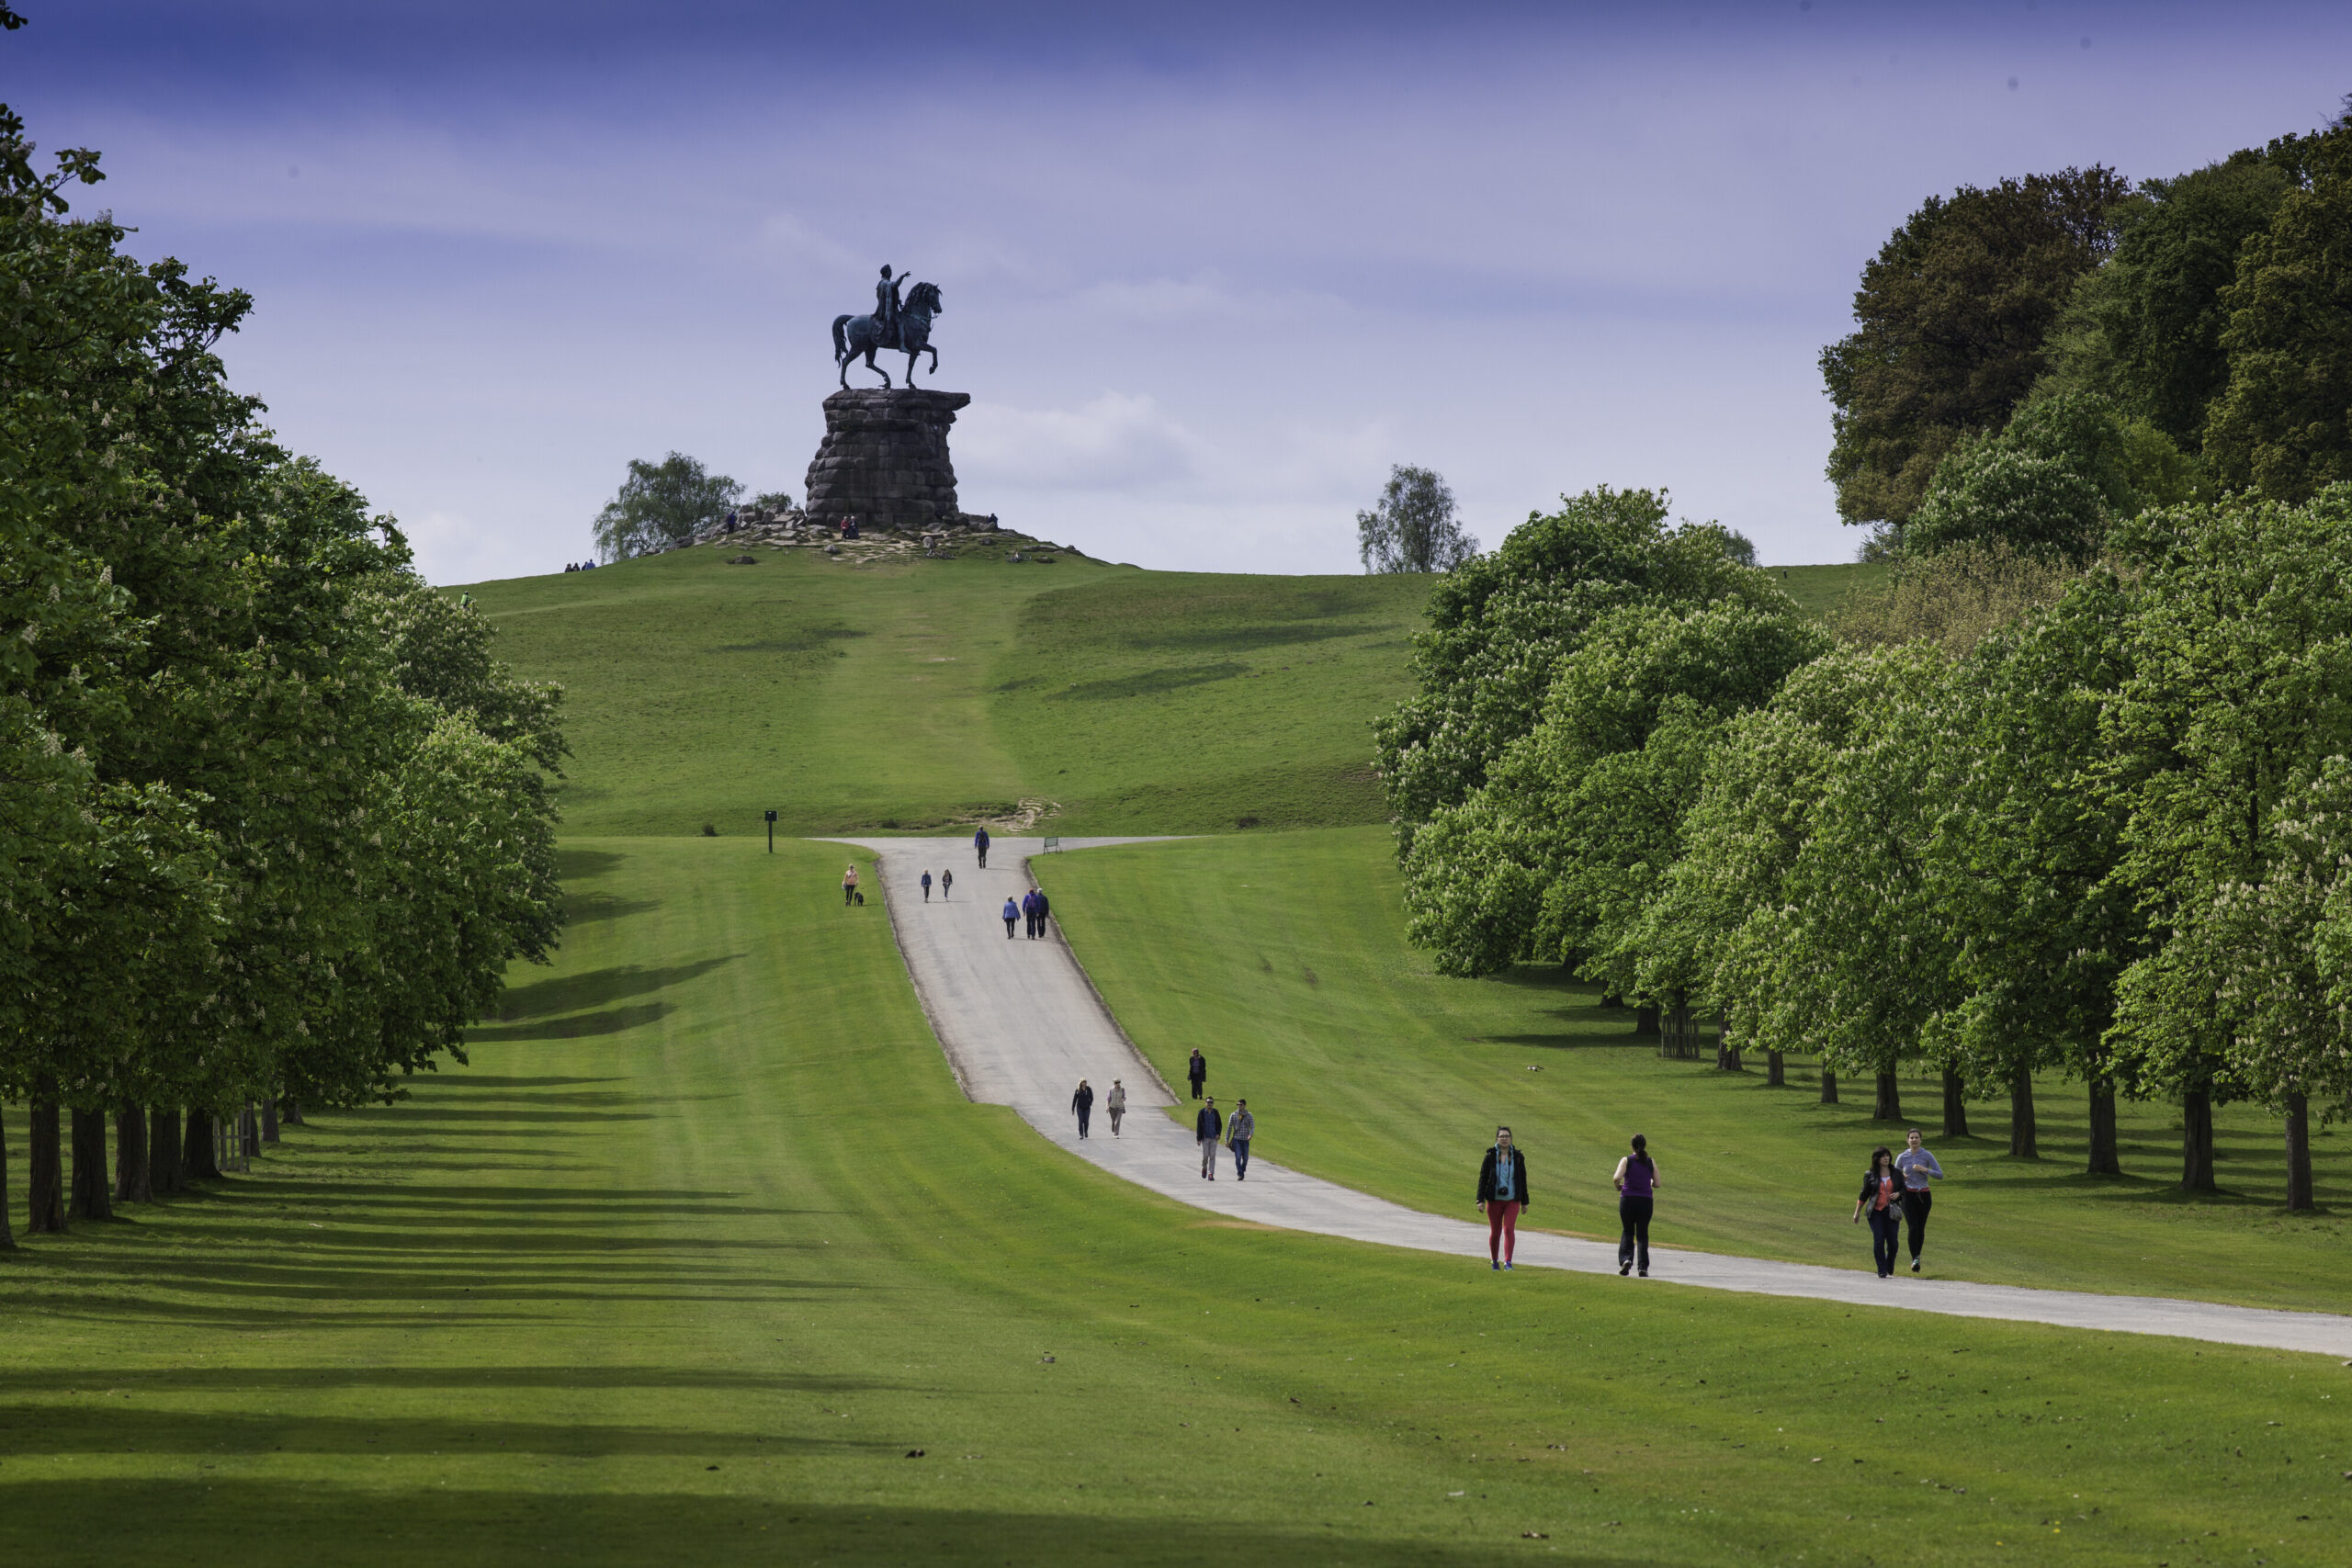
[1,103,566,1242]
[1826,101,2352,555]
[1376,485,2352,1208]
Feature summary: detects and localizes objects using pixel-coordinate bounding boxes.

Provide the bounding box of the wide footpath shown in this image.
[845,835,2352,1359]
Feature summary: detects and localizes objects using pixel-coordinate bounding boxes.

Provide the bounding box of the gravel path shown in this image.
[833,835,2352,1357]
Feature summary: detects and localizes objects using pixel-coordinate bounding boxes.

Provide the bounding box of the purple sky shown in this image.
[7,3,2346,581]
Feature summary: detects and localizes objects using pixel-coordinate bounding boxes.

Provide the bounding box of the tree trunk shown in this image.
[0,1102,13,1249]
[2284,1091,2314,1212]
[1873,1070,1902,1122]
[149,1107,182,1195]
[1766,1050,1785,1087]
[1941,1067,1969,1138]
[1818,1066,1838,1106]
[69,1109,112,1223]
[27,1090,64,1234]
[260,1098,280,1144]
[240,1100,260,1160]
[1715,1016,1741,1072]
[2180,1085,2217,1192]
[2086,1077,2121,1177]
[114,1102,152,1204]
[280,1100,303,1127]
[2007,1066,2038,1158]
[1634,1004,1659,1035]
[183,1108,223,1181]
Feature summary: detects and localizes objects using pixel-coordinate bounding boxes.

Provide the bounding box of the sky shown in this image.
[6,2,2347,582]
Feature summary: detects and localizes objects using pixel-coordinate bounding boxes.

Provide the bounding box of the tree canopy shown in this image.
[593,452,743,561]
[1357,465,1479,575]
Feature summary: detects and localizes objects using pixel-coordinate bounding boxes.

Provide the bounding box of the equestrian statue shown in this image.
[832,264,943,389]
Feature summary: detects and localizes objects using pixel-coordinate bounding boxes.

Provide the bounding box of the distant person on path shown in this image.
[1476,1126,1528,1270]
[1612,1134,1659,1278]
[1021,887,1042,939]
[1227,1099,1255,1180]
[1106,1079,1126,1136]
[1187,1049,1206,1100]
[1071,1079,1094,1139]
[1001,896,1020,939]
[940,868,953,899]
[842,863,859,907]
[1895,1127,1943,1273]
[1196,1097,1224,1179]
[975,827,990,869]
[1033,885,1052,937]
[1852,1145,1903,1278]
[921,870,933,902]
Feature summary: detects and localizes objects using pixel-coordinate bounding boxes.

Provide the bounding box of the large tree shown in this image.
[1903,391,2195,564]
[1821,167,2130,533]
[1357,465,1479,574]
[1373,487,1783,854]
[593,452,742,561]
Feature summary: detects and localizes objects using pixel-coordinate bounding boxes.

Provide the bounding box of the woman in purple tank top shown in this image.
[1611,1134,1659,1277]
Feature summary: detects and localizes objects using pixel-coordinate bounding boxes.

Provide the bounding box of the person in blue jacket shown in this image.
[975,826,990,869]
[1032,885,1052,938]
[1001,896,1019,939]
[920,870,933,902]
[1020,887,1040,939]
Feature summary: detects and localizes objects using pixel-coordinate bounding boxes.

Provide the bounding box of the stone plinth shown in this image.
[802,389,971,531]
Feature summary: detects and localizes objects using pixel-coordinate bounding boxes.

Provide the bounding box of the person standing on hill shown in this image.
[1227,1099,1255,1180]
[1001,896,1019,939]
[1071,1079,1094,1139]
[842,863,860,908]
[1196,1096,1224,1179]
[1852,1145,1903,1278]
[1894,1127,1943,1274]
[1106,1079,1126,1136]
[1476,1127,1528,1270]
[975,826,990,869]
[940,867,953,900]
[1187,1049,1207,1100]
[920,870,933,902]
[1612,1134,1659,1278]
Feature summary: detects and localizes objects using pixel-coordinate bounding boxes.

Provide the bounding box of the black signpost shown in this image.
[765,809,777,853]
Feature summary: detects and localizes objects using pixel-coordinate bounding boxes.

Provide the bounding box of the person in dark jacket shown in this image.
[1196,1097,1224,1179]
[1227,1099,1255,1179]
[1001,896,1019,939]
[1612,1134,1660,1278]
[1475,1127,1530,1270]
[1071,1079,1094,1139]
[1033,886,1052,937]
[920,870,933,902]
[1851,1145,1903,1278]
[940,867,953,900]
[975,826,990,869]
[1186,1048,1207,1100]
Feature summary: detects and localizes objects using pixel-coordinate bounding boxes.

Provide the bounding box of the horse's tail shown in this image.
[831,314,851,364]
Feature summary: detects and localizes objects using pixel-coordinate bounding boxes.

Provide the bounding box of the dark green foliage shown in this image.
[592,452,742,561]
[2041,157,2293,447]
[2202,135,2352,502]
[1355,464,1477,574]
[1821,167,2130,529]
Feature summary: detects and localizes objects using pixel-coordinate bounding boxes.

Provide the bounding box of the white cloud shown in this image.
[956,392,1205,492]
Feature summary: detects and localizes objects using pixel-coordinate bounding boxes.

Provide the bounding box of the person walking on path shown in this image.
[1196,1097,1224,1179]
[975,826,990,869]
[1187,1049,1207,1100]
[1071,1079,1094,1139]
[1227,1099,1255,1180]
[1033,885,1052,938]
[1106,1080,1126,1136]
[1476,1127,1528,1269]
[1001,896,1020,940]
[1612,1134,1659,1277]
[921,871,933,902]
[1022,887,1044,939]
[1853,1145,1904,1278]
[1894,1128,1943,1273]
[940,867,952,899]
[842,863,860,907]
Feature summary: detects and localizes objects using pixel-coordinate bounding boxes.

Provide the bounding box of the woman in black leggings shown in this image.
[1611,1134,1659,1277]
[1851,1145,1903,1278]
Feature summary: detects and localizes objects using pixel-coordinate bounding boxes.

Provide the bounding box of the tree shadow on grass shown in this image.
[5,1365,895,1394]
[490,955,744,1024]
[0,1482,1629,1568]
[466,1002,673,1043]
[555,847,628,880]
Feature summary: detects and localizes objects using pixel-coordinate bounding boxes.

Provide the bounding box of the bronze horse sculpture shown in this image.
[832,280,942,389]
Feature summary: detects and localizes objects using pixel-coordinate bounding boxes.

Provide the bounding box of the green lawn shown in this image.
[6,837,2345,1565]
[465,549,1432,840]
[1034,826,2352,1314]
